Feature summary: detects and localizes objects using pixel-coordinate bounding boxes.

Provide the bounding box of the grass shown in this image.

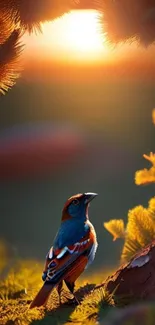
[0,252,115,325]
[0,285,114,325]
[1,246,155,325]
[0,259,44,325]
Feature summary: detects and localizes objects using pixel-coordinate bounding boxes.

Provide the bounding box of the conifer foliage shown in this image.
[0,30,23,95]
[104,113,155,263]
[1,0,155,95]
[104,199,155,263]
[95,0,155,45]
[135,152,155,185]
[0,0,78,95]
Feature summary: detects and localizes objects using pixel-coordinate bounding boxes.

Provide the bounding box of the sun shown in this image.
[55,10,104,53]
[26,10,108,63]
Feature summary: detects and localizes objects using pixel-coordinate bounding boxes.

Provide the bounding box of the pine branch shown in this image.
[104,220,125,241]
[121,236,142,263]
[94,0,155,46]
[0,0,79,33]
[0,0,79,94]
[0,12,14,44]
[148,197,155,219]
[104,110,155,272]
[0,29,23,95]
[126,206,155,246]
[120,206,155,262]
[135,153,155,185]
[104,199,155,263]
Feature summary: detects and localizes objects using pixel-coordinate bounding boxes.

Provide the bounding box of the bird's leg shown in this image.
[57,281,63,305]
[65,281,80,305]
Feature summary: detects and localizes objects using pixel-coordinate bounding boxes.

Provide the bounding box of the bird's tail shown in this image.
[29,282,56,309]
[30,254,88,309]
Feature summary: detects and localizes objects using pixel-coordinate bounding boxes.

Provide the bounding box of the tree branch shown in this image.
[0,29,23,95]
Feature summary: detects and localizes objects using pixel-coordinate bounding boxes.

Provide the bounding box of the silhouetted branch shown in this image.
[0,0,79,33]
[0,12,13,44]
[0,0,80,94]
[0,0,155,95]
[0,29,23,95]
[94,0,155,46]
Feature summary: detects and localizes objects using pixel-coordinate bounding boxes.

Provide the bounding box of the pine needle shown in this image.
[104,220,125,241]
[0,0,79,34]
[0,29,23,95]
[94,0,155,46]
[148,197,155,219]
[135,153,155,185]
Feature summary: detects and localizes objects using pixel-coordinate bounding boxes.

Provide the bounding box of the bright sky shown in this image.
[24,10,115,63]
[24,9,155,66]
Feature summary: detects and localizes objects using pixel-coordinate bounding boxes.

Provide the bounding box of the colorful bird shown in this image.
[30,192,98,308]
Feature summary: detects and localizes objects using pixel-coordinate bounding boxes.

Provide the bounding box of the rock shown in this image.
[104,240,155,304]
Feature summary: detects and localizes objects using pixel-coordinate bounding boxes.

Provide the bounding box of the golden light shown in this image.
[25,10,109,63]
[152,109,155,125]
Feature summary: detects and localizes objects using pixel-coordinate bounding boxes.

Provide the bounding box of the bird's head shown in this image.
[62,192,98,222]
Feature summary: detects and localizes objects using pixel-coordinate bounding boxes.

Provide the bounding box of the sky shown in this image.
[23,9,155,66]
[24,10,109,63]
[22,9,155,87]
[0,9,155,271]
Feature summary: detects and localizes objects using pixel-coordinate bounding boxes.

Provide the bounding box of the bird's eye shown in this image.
[72,199,79,205]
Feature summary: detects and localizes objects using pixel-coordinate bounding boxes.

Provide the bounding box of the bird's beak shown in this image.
[84,192,98,204]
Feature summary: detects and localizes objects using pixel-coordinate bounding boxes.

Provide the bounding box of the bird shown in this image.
[30,192,98,309]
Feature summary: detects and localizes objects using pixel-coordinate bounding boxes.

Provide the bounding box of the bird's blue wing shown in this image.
[53,219,90,249]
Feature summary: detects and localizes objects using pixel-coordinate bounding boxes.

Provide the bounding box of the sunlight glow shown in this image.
[26,10,109,63]
[49,10,104,53]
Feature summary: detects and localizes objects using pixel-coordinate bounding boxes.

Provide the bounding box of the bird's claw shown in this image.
[65,296,80,305]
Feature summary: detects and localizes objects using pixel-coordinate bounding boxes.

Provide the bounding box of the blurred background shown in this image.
[0,9,154,272]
